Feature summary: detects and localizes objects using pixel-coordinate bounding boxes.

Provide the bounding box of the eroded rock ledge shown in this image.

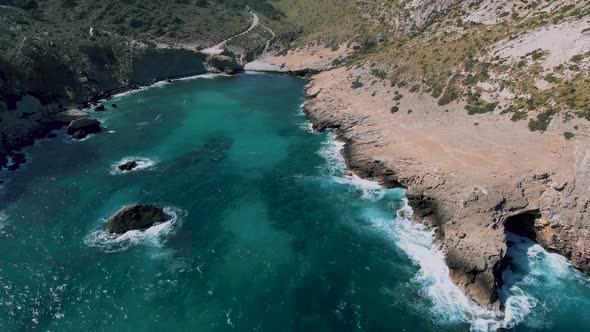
[302,65,590,309]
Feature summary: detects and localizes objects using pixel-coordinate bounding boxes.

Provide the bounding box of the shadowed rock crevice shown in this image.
[503,210,540,242]
[493,210,542,303]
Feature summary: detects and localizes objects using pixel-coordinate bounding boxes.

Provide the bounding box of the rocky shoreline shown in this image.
[0,49,245,172]
[3,45,588,313]
[300,63,590,310]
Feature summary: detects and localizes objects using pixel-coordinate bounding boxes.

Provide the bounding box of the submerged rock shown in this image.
[118,160,139,171]
[201,136,233,161]
[105,204,165,234]
[66,117,101,139]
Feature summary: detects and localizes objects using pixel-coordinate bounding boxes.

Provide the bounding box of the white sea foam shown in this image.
[84,207,184,253]
[318,132,386,200]
[372,200,508,331]
[112,73,232,99]
[109,157,157,175]
[0,211,7,231]
[316,132,538,331]
[296,102,318,134]
[299,120,315,133]
[495,233,589,330]
[176,73,231,80]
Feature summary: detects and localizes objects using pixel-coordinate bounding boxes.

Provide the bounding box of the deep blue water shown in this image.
[0,73,589,332]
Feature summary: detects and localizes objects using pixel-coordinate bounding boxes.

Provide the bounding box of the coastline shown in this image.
[299,61,590,310]
[3,46,589,314]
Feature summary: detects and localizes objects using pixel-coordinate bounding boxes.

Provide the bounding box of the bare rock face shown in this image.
[118,160,139,172]
[105,205,165,235]
[66,117,101,139]
[206,54,243,74]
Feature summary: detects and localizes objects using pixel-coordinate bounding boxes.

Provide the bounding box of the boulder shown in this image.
[105,204,166,234]
[66,117,101,138]
[118,160,139,171]
[207,54,243,74]
[94,104,105,112]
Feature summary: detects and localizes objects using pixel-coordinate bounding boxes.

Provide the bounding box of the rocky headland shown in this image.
[243,0,590,311]
[277,55,590,309]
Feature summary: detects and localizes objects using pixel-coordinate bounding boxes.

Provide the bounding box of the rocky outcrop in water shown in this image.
[66,117,101,139]
[105,204,165,234]
[118,160,139,172]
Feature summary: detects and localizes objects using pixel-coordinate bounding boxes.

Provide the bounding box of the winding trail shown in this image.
[260,23,276,55]
[202,11,259,55]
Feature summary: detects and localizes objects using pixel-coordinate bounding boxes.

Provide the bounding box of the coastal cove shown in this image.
[1,73,590,332]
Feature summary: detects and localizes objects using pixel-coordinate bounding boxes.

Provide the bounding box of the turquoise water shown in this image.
[1,74,589,331]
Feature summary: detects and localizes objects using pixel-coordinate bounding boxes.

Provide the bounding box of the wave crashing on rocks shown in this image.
[318,132,387,200]
[110,157,158,175]
[314,131,585,331]
[84,207,184,253]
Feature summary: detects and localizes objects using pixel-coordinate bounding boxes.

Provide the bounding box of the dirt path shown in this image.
[202,11,259,55]
[260,24,276,55]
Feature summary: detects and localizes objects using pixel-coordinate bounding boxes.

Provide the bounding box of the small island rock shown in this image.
[105,204,165,234]
[118,160,139,171]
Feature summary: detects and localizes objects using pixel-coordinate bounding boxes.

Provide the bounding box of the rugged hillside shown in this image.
[0,0,285,168]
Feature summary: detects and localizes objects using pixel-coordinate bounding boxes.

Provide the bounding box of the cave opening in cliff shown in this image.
[495,211,542,299]
[503,211,540,242]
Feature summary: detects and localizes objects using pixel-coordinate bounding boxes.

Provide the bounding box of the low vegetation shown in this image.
[528,109,557,132]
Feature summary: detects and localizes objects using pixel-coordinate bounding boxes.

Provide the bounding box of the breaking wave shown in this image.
[84,207,184,253]
[315,131,579,331]
[112,73,231,99]
[375,201,506,331]
[318,132,386,200]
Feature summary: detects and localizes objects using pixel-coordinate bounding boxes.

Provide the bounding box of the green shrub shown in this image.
[510,110,527,121]
[464,93,494,114]
[438,87,459,105]
[370,68,387,80]
[390,106,399,113]
[564,132,575,140]
[528,109,557,131]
